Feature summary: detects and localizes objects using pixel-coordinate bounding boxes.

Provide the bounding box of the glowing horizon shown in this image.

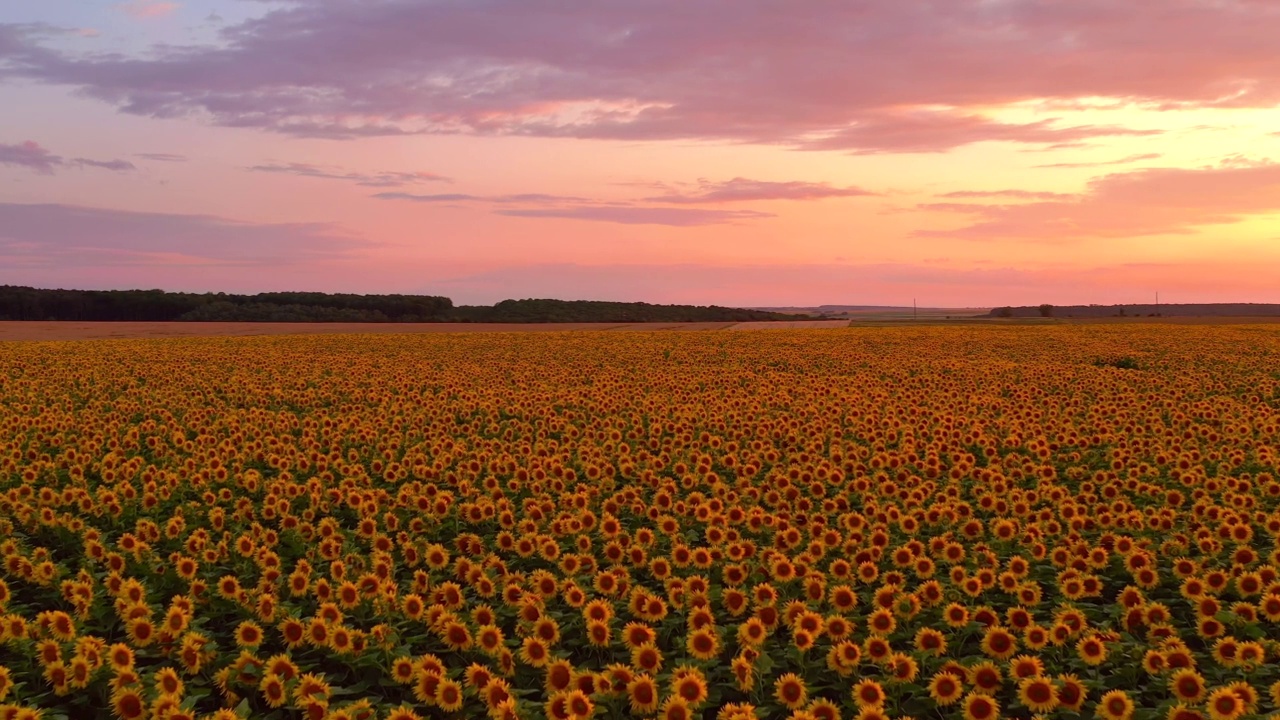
[2,1,1280,307]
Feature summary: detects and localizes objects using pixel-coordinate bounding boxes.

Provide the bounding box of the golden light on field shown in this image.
[2,325,1280,718]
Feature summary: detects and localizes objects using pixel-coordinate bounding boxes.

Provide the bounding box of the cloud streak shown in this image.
[4,1,1276,150]
[0,202,367,267]
[495,206,773,226]
[921,162,1280,239]
[1,140,135,174]
[1033,152,1163,169]
[645,177,875,203]
[248,162,450,187]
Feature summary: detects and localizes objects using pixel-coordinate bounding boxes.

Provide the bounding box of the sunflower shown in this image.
[1166,704,1205,720]
[234,621,264,648]
[915,627,947,656]
[1076,634,1108,665]
[1205,687,1245,720]
[626,675,660,714]
[774,672,808,710]
[1017,677,1057,713]
[944,603,970,627]
[962,692,999,720]
[969,662,1003,695]
[1169,669,1206,703]
[1097,690,1135,720]
[852,679,886,708]
[545,660,574,694]
[731,656,755,692]
[672,670,708,707]
[1008,655,1043,680]
[519,636,550,667]
[928,672,964,706]
[686,627,720,660]
[436,678,464,712]
[1056,674,1086,711]
[660,696,693,720]
[888,653,919,683]
[106,643,135,672]
[981,627,1018,660]
[631,643,663,673]
[259,672,288,708]
[868,609,896,636]
[110,688,146,720]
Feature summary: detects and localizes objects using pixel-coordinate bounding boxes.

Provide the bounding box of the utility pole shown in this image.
[913,298,917,321]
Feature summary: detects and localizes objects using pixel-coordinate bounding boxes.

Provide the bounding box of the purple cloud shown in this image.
[5,1,1276,151]
[249,161,450,187]
[646,177,875,203]
[494,206,773,226]
[0,202,368,267]
[1,139,135,174]
[0,140,61,174]
[135,152,187,162]
[71,158,137,171]
[372,192,477,203]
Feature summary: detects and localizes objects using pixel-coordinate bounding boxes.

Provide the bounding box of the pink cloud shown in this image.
[921,162,1280,239]
[115,1,180,19]
[645,177,875,203]
[4,1,1277,150]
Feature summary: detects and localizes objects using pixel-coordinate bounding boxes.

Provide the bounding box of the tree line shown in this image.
[0,286,808,323]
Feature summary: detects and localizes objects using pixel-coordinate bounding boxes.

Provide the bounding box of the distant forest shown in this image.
[0,286,806,323]
[989,303,1280,318]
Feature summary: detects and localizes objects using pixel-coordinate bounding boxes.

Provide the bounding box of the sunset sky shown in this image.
[3,0,1280,307]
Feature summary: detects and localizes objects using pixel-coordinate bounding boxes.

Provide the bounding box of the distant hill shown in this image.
[0,285,809,323]
[988,303,1280,318]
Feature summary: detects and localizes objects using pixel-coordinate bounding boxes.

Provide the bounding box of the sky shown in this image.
[2,0,1280,307]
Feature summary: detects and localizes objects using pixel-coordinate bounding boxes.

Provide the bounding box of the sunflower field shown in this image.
[2,325,1280,720]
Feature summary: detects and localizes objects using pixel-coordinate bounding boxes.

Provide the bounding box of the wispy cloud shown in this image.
[248,162,450,187]
[1,140,135,174]
[645,177,875,203]
[0,202,367,267]
[494,206,773,227]
[135,152,187,162]
[921,162,1280,240]
[1033,153,1163,169]
[938,190,1076,201]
